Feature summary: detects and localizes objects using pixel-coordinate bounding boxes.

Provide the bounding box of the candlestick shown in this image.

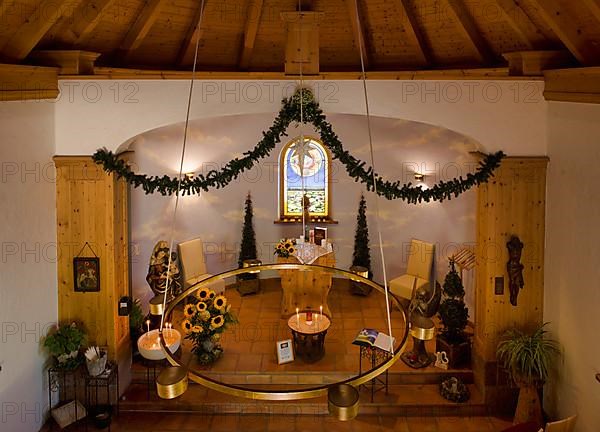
[146,320,150,334]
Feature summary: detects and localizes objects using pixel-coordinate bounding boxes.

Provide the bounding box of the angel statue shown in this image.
[146,240,182,298]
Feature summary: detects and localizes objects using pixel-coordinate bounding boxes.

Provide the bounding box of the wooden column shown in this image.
[474,157,547,408]
[54,156,131,391]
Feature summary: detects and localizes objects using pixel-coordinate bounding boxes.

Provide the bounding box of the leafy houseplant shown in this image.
[44,322,87,370]
[436,259,470,368]
[182,288,237,365]
[496,323,560,426]
[129,299,145,355]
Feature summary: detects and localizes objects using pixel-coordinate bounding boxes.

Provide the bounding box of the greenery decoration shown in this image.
[129,298,144,334]
[496,322,560,386]
[274,238,296,258]
[92,88,505,203]
[439,377,470,403]
[43,322,87,370]
[237,192,258,280]
[352,194,372,278]
[182,288,237,365]
[438,259,469,344]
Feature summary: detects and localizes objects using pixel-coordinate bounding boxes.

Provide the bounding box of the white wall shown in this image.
[54,80,547,156]
[125,113,480,310]
[0,101,57,432]
[544,102,600,432]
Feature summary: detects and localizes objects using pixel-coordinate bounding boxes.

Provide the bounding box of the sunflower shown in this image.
[210,315,224,329]
[183,303,196,318]
[192,325,203,333]
[181,319,193,333]
[208,290,216,299]
[284,241,292,249]
[287,246,295,255]
[199,310,211,321]
[213,295,227,311]
[196,301,207,312]
[196,288,210,300]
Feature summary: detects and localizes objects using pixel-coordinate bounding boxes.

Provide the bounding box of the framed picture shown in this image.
[314,227,328,247]
[73,257,100,292]
[276,339,294,364]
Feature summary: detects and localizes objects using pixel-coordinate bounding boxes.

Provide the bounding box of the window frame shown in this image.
[278,136,333,222]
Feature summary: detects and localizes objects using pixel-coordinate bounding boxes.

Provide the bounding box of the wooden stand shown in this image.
[278,252,335,317]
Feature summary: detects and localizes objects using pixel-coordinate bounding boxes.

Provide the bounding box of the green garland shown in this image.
[92,88,505,203]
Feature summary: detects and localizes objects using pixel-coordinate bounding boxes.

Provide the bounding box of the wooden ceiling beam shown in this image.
[0,63,59,101]
[72,0,117,46]
[444,0,495,65]
[581,0,600,27]
[492,0,546,49]
[529,0,600,65]
[177,0,207,66]
[345,0,370,69]
[396,0,432,66]
[238,0,264,70]
[119,0,167,58]
[2,0,85,61]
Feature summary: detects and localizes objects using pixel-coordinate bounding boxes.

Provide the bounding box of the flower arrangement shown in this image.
[182,288,237,365]
[274,238,296,258]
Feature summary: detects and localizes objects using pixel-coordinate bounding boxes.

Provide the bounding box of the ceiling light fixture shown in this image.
[414,173,425,182]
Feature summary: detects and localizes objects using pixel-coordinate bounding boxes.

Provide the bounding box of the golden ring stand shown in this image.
[156,264,409,410]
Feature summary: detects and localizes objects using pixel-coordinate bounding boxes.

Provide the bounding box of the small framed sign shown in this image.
[276,339,294,364]
[73,257,100,292]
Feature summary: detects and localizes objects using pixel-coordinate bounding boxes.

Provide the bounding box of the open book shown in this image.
[352,328,395,353]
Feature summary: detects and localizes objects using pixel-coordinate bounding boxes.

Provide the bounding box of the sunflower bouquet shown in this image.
[274,238,297,258]
[181,288,237,365]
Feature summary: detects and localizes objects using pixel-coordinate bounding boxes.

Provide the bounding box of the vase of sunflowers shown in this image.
[181,288,237,365]
[274,238,296,258]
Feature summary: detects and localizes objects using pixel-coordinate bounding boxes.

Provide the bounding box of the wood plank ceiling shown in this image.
[0,0,599,72]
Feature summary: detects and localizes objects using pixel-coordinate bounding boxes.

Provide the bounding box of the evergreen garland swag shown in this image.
[92,88,505,203]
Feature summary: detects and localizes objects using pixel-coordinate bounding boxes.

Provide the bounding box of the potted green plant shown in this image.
[496,322,560,427]
[43,322,87,370]
[436,259,470,368]
[350,194,372,295]
[129,298,145,355]
[237,192,260,295]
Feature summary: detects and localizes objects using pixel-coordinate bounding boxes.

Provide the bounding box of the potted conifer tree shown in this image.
[436,259,471,368]
[350,194,372,295]
[237,192,260,295]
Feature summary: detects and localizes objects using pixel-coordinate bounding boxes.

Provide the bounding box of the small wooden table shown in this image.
[287,312,331,363]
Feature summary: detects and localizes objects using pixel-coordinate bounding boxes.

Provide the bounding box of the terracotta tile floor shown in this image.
[165,279,463,376]
[54,412,513,431]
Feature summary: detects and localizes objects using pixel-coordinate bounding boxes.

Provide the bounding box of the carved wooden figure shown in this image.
[506,236,525,306]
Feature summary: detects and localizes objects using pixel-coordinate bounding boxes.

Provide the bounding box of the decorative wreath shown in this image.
[439,376,470,403]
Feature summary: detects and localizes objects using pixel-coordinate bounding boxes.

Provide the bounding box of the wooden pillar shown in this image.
[54,156,131,392]
[473,157,548,409]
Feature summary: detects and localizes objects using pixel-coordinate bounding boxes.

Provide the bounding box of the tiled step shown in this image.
[120,382,486,417]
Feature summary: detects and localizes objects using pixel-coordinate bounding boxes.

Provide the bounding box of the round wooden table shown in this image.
[287,312,331,363]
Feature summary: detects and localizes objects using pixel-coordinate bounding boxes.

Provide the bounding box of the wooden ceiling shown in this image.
[1,0,600,73]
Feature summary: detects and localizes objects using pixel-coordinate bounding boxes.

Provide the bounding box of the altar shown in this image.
[277,242,335,317]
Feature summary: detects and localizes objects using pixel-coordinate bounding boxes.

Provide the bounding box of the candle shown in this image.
[296,308,300,327]
[320,305,323,320]
[146,320,150,334]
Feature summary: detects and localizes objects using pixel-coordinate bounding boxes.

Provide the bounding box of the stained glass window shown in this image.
[280,137,330,219]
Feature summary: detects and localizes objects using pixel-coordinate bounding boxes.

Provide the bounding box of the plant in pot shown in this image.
[43,322,87,370]
[129,298,145,355]
[237,192,260,295]
[436,259,470,368]
[496,322,560,427]
[350,194,372,295]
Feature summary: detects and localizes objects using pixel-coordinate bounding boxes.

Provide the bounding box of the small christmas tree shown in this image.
[352,194,372,278]
[238,192,257,281]
[438,259,469,344]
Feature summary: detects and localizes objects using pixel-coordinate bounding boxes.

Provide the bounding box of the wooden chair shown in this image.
[178,238,225,294]
[544,415,577,432]
[389,239,435,302]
